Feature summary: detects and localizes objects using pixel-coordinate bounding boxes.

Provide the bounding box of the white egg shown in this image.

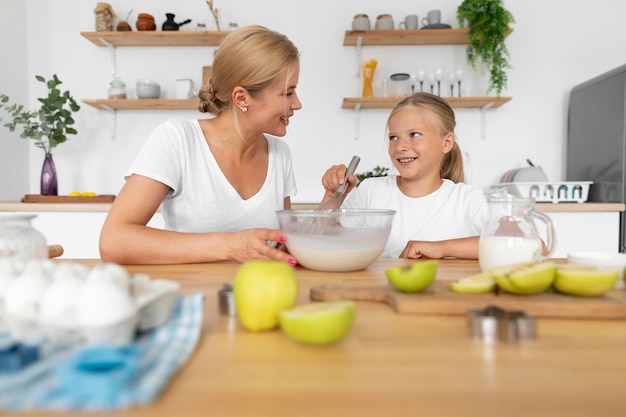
[87,263,131,290]
[76,279,136,327]
[52,262,88,282]
[5,260,51,320]
[39,275,83,327]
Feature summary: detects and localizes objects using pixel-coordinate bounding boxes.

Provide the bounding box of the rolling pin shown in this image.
[47,244,64,259]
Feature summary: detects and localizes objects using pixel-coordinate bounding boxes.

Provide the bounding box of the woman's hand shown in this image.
[227,228,297,266]
[321,164,358,203]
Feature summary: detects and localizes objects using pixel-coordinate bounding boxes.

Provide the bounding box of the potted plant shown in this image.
[0,74,80,196]
[457,0,515,96]
[356,166,390,186]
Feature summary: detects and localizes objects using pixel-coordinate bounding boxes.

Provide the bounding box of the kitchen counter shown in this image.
[0,201,624,212]
[0,202,623,258]
[7,258,626,416]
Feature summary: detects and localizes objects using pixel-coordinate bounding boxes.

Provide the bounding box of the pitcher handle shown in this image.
[532,210,556,259]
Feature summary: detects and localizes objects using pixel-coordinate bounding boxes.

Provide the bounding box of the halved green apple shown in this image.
[385,260,438,293]
[554,264,619,296]
[490,262,556,295]
[450,271,496,294]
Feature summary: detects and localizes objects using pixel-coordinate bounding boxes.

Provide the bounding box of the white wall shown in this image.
[1,0,626,203]
[0,0,29,201]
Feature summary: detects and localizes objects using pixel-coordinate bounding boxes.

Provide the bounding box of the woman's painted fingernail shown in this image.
[279,235,286,243]
[288,258,297,266]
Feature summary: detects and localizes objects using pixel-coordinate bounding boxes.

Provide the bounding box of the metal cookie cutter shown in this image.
[218,283,237,316]
[467,305,537,344]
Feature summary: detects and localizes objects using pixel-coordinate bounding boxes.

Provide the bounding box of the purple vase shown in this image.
[41,152,58,196]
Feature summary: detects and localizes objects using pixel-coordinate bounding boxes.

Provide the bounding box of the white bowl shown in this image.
[567,251,626,289]
[136,79,161,99]
[276,209,395,272]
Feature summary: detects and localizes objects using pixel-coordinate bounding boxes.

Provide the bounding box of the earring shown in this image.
[239,106,248,113]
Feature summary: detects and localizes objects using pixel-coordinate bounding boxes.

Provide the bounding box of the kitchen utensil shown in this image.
[467,305,537,343]
[48,244,64,259]
[276,209,395,272]
[310,280,626,319]
[317,155,361,213]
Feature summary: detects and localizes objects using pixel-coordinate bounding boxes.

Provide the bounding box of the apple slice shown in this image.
[279,301,356,345]
[385,260,438,293]
[554,265,619,296]
[490,262,556,295]
[450,272,496,294]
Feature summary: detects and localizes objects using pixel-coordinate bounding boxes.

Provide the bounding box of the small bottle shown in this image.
[108,78,127,99]
[381,78,390,97]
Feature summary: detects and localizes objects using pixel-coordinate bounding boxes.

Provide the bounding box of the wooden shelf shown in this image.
[342,96,512,110]
[81,98,198,110]
[343,28,513,46]
[80,31,228,47]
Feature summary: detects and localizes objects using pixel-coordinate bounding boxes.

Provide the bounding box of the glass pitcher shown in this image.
[479,194,555,271]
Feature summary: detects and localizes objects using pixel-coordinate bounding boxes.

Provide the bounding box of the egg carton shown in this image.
[488,182,592,204]
[0,266,180,347]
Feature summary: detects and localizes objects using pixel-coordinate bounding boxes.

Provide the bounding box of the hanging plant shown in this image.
[457,0,514,96]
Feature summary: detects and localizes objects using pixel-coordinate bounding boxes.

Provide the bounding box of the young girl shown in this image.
[321,92,489,259]
[100,26,302,265]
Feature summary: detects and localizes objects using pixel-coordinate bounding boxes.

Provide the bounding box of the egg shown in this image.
[39,274,83,327]
[76,279,136,327]
[5,260,51,320]
[52,262,89,282]
[87,262,131,290]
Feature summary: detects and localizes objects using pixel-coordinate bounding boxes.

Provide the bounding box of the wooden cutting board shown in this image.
[310,281,626,320]
[21,194,116,203]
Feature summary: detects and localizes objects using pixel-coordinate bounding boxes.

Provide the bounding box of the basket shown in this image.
[488,182,592,204]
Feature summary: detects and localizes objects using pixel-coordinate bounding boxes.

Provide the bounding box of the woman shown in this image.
[100,26,302,265]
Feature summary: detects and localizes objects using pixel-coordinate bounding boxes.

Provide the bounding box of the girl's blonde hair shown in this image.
[388,92,464,183]
[198,25,300,115]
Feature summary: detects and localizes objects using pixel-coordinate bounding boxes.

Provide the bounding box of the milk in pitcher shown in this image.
[479,236,542,271]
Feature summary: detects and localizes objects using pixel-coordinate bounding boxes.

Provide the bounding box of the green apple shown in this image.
[450,271,496,294]
[490,262,556,295]
[279,301,356,346]
[233,260,299,331]
[385,260,438,293]
[554,265,619,296]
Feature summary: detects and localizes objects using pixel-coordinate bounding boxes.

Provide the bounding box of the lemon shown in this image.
[385,260,438,293]
[554,265,619,296]
[450,271,496,293]
[80,191,97,197]
[233,260,298,331]
[491,262,556,295]
[69,191,81,197]
[279,301,356,345]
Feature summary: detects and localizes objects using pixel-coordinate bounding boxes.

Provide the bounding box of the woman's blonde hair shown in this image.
[198,25,300,115]
[387,92,464,183]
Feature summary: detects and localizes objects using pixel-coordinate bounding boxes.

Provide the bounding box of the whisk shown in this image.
[303,155,361,233]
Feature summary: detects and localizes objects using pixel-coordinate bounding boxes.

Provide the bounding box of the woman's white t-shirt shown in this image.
[126,118,297,232]
[343,176,488,257]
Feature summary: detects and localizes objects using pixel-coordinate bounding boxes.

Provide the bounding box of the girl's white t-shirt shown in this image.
[126,118,297,232]
[343,176,489,257]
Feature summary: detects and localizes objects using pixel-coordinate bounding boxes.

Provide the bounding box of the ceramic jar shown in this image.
[375,14,394,30]
[136,13,156,31]
[0,215,47,261]
[352,14,371,30]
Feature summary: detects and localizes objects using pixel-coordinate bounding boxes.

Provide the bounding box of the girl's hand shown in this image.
[399,241,445,259]
[227,228,297,266]
[321,164,358,201]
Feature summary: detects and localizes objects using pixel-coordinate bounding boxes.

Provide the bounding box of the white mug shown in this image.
[422,10,441,27]
[399,14,418,30]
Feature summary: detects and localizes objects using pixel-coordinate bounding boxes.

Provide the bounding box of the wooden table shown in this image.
[13,259,626,416]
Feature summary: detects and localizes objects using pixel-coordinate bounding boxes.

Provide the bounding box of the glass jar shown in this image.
[108,78,127,99]
[0,215,47,261]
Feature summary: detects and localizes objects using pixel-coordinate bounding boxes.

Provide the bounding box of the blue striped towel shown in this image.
[0,292,204,411]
